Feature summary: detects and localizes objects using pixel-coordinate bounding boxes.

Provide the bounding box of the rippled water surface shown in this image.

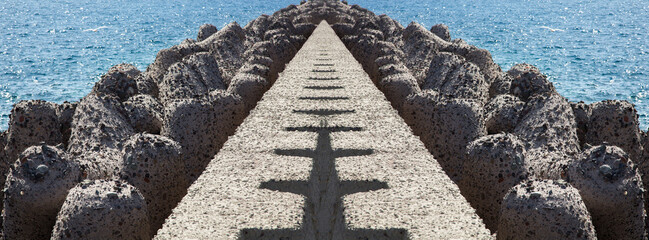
[1,0,648,129]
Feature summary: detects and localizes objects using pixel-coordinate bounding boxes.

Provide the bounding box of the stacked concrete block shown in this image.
[4,100,62,163]
[91,63,140,101]
[161,92,243,183]
[567,145,646,239]
[401,22,449,85]
[441,40,502,86]
[123,94,164,134]
[514,93,580,179]
[67,93,134,179]
[484,94,524,134]
[497,180,597,240]
[571,101,592,145]
[2,145,80,239]
[585,100,643,161]
[197,24,218,42]
[402,91,487,181]
[51,179,149,239]
[422,52,489,104]
[56,101,78,147]
[460,133,529,231]
[430,24,451,42]
[158,52,226,104]
[117,133,188,236]
[507,63,556,101]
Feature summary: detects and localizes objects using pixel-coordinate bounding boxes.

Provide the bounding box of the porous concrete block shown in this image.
[497,180,597,240]
[161,92,243,182]
[2,145,80,240]
[402,91,487,181]
[4,100,62,162]
[430,24,451,41]
[460,133,528,231]
[567,145,646,240]
[197,24,218,42]
[422,52,489,104]
[489,73,512,97]
[442,42,502,85]
[200,22,247,84]
[51,179,149,239]
[507,63,556,101]
[145,41,205,84]
[67,93,134,179]
[135,73,159,97]
[91,63,140,101]
[227,73,270,112]
[571,101,592,145]
[56,101,77,147]
[118,133,188,236]
[158,52,226,104]
[484,94,524,134]
[586,100,643,161]
[123,94,164,134]
[377,72,420,112]
[514,93,580,158]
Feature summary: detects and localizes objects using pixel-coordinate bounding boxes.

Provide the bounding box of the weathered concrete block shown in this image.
[402,91,486,181]
[123,94,164,134]
[430,24,451,42]
[442,42,502,85]
[514,93,580,179]
[56,101,77,147]
[484,94,524,134]
[377,72,420,112]
[146,41,205,85]
[158,52,225,104]
[2,145,80,240]
[422,52,489,104]
[507,63,556,101]
[567,145,646,240]
[227,73,270,112]
[67,93,134,179]
[197,24,218,42]
[51,180,149,239]
[4,100,62,162]
[586,100,643,161]
[498,180,597,240]
[91,64,140,101]
[118,133,188,236]
[571,101,592,145]
[161,92,243,182]
[460,133,528,232]
[135,73,159,97]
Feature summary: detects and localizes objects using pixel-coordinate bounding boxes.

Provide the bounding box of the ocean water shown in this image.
[1,0,648,130]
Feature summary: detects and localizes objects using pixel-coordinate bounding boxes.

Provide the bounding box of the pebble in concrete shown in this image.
[3,145,80,240]
[51,179,149,239]
[498,179,597,240]
[4,100,62,163]
[567,145,647,240]
[117,133,188,236]
[460,133,529,232]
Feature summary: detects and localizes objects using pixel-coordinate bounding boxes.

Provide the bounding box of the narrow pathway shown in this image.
[156,21,490,240]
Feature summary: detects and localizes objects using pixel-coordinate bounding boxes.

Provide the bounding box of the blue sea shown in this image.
[1,0,648,130]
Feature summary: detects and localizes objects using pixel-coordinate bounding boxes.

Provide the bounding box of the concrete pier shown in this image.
[156,21,490,240]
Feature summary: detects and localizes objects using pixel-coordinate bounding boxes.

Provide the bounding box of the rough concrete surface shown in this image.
[156,21,490,240]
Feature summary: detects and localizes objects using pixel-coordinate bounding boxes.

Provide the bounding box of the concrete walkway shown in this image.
[156,21,491,240]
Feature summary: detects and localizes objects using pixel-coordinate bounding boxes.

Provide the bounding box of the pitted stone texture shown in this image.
[161,92,243,182]
[430,24,451,42]
[51,179,149,240]
[442,41,502,85]
[123,94,164,134]
[402,22,449,85]
[68,93,134,179]
[489,73,512,97]
[201,22,248,84]
[586,100,643,161]
[146,41,205,85]
[567,145,647,240]
[2,145,80,240]
[402,91,487,181]
[484,94,524,134]
[571,101,592,146]
[91,63,140,101]
[4,100,62,163]
[514,93,580,178]
[377,71,421,112]
[56,101,78,147]
[135,73,159,97]
[498,180,597,240]
[197,24,218,42]
[508,63,556,101]
[422,52,489,104]
[118,133,188,236]
[158,52,226,104]
[460,133,529,232]
[227,73,270,111]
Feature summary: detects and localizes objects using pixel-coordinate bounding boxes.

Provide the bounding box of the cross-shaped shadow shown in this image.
[238,122,409,240]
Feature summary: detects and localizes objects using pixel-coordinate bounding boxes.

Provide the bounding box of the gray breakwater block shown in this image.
[156,21,490,239]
